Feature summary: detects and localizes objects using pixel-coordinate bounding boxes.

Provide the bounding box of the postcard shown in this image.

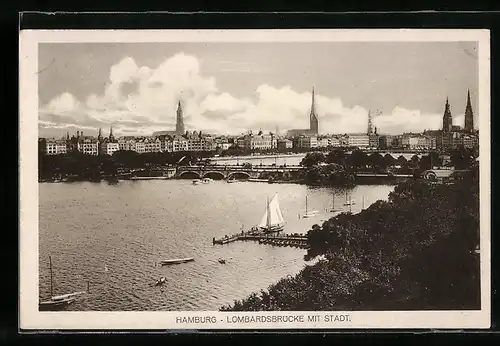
[19,28,490,330]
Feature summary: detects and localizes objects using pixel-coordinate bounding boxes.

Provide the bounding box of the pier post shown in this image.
[212,237,215,245]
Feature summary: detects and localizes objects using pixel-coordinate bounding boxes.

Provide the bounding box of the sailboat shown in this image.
[302,196,319,218]
[343,191,356,206]
[257,193,285,233]
[327,193,342,213]
[39,256,86,311]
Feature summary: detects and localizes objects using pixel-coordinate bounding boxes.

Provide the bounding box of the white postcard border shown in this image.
[19,29,491,330]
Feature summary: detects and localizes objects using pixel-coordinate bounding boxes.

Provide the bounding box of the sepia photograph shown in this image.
[20,29,490,329]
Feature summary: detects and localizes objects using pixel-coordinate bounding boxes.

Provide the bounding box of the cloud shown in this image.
[39,53,447,137]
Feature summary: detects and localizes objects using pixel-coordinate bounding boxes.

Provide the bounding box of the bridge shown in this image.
[175,164,305,180]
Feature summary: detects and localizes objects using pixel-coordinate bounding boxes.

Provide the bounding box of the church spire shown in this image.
[109,124,115,142]
[176,100,185,135]
[443,97,452,132]
[367,110,373,134]
[309,86,319,134]
[465,89,474,132]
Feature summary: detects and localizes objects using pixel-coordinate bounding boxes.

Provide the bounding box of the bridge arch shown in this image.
[178,171,201,179]
[202,171,226,180]
[228,172,251,180]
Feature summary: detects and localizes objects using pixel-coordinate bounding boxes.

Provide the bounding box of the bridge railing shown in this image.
[177,165,304,171]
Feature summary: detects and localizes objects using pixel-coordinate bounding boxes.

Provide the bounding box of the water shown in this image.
[39,180,395,311]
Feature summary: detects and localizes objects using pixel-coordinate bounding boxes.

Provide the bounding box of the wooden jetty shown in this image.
[213,231,309,249]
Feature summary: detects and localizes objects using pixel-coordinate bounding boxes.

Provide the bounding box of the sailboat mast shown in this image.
[266,196,271,231]
[49,256,53,298]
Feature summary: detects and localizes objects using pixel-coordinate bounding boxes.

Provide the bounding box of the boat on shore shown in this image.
[39,256,87,311]
[160,257,195,266]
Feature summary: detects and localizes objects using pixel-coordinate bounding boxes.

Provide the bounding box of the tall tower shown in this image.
[464,89,474,132]
[109,125,115,142]
[97,127,103,142]
[442,97,453,132]
[367,110,374,134]
[309,86,319,134]
[176,100,185,135]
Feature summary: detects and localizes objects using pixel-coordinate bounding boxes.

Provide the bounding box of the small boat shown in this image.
[328,193,342,213]
[302,196,319,218]
[257,193,286,233]
[227,178,238,183]
[154,277,167,286]
[39,256,87,311]
[202,178,212,184]
[343,191,356,206]
[160,257,195,266]
[192,179,202,185]
[218,258,226,264]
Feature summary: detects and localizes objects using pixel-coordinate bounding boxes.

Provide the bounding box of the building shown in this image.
[134,140,146,153]
[329,136,341,147]
[347,134,369,148]
[317,137,330,148]
[215,138,231,151]
[309,87,319,135]
[100,142,120,155]
[464,89,474,132]
[400,134,436,150]
[295,135,318,149]
[277,138,293,150]
[184,131,216,152]
[239,132,276,151]
[45,139,67,155]
[143,137,162,153]
[78,137,99,155]
[368,132,379,148]
[287,86,319,136]
[176,100,185,135]
[172,135,188,152]
[442,98,453,132]
[378,135,393,150]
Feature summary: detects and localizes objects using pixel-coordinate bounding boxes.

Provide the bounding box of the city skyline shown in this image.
[39,42,479,138]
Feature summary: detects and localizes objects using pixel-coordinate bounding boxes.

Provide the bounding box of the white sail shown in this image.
[257,194,285,228]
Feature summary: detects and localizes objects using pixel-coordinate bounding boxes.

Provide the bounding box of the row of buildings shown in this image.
[40,88,479,156]
[40,127,478,156]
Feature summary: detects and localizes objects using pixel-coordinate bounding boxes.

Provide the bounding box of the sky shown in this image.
[38,41,479,138]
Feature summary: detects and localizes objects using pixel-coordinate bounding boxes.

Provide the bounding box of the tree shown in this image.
[221,174,480,312]
[326,149,347,166]
[396,155,408,168]
[300,152,326,167]
[369,153,386,171]
[384,154,396,168]
[304,165,327,184]
[348,150,369,170]
[450,147,475,170]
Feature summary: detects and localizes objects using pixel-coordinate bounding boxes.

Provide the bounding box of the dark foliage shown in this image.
[221,166,480,311]
[38,150,214,181]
